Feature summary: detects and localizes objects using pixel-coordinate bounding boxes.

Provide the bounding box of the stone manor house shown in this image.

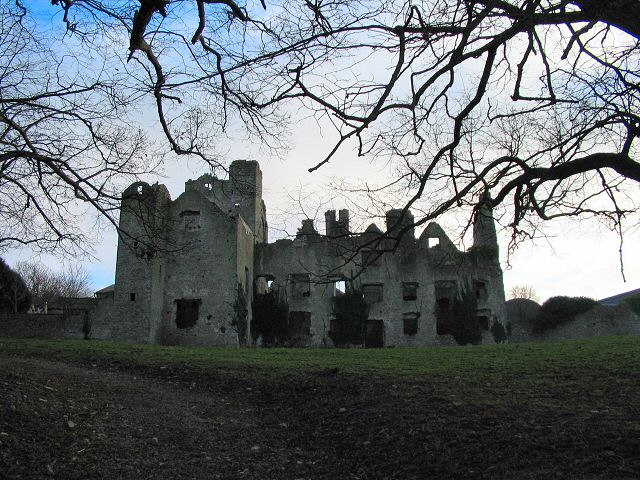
[74,160,504,347]
[0,160,505,346]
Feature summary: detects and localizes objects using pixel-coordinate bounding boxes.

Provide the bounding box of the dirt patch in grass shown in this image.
[1,344,639,479]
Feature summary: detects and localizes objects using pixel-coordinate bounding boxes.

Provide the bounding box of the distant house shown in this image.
[599,287,640,306]
[94,284,115,300]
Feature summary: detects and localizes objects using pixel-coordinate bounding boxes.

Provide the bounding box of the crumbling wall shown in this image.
[540,303,640,340]
[255,206,507,348]
[185,160,267,244]
[255,234,341,346]
[506,300,640,342]
[96,162,507,348]
[356,238,428,347]
[504,298,540,342]
[160,188,241,346]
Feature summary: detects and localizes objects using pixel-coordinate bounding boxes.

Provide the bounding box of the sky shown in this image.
[4,109,638,304]
[3,1,639,304]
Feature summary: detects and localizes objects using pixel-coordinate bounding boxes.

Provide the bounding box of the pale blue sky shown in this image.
[3,1,639,303]
[5,110,639,303]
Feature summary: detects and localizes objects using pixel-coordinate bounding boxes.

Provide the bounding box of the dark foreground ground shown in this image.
[1,340,639,479]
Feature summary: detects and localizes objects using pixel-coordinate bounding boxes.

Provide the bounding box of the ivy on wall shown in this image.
[251,290,289,346]
[329,288,369,347]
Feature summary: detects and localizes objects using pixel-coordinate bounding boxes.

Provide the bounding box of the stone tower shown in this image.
[185,160,267,244]
[229,160,267,243]
[472,191,499,261]
[112,181,171,343]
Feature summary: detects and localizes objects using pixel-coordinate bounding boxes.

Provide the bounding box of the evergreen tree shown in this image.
[0,258,32,313]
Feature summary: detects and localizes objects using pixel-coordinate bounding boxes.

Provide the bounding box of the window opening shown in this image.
[329,318,341,336]
[288,311,311,337]
[434,281,457,335]
[363,284,383,304]
[427,237,440,248]
[175,299,201,329]
[291,274,311,298]
[130,293,136,302]
[181,210,201,231]
[254,275,275,295]
[474,280,488,302]
[364,320,384,348]
[436,298,451,335]
[334,280,346,295]
[403,312,419,335]
[402,282,418,301]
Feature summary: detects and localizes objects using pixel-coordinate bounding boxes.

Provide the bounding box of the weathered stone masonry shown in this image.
[108,161,263,346]
[78,159,505,347]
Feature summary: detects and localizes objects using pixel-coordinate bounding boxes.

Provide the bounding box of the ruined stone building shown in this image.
[0,160,507,346]
[78,160,505,347]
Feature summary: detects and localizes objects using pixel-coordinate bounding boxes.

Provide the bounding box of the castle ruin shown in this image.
[92,160,507,347]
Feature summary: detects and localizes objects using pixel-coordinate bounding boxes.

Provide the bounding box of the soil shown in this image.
[1,353,639,479]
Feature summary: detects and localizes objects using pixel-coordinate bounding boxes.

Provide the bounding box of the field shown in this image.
[1,337,639,479]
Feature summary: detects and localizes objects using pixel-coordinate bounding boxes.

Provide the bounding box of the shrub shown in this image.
[0,258,32,313]
[466,245,499,265]
[329,288,368,347]
[531,296,599,334]
[251,291,289,346]
[450,280,482,346]
[624,294,640,316]
[232,283,249,346]
[491,321,507,344]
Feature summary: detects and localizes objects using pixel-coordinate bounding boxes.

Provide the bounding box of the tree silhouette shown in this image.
[5,1,640,255]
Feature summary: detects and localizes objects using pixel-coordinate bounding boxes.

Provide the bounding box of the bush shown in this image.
[0,258,32,313]
[531,296,599,334]
[450,281,482,346]
[251,291,289,346]
[466,245,499,265]
[491,321,507,344]
[232,283,249,346]
[625,294,640,316]
[329,289,368,347]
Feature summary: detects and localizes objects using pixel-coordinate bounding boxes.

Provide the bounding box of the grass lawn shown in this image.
[1,335,639,478]
[0,334,638,376]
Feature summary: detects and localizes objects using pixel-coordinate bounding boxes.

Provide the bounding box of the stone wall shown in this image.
[0,313,85,340]
[255,211,506,347]
[506,299,640,342]
[504,298,540,343]
[87,297,115,340]
[535,303,640,341]
[159,189,242,346]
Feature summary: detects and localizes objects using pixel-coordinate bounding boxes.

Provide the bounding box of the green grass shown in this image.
[0,335,639,378]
